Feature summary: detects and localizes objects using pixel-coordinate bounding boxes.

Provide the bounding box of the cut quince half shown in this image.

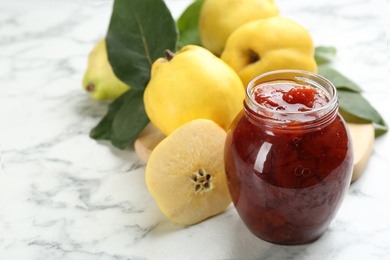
[145,119,231,225]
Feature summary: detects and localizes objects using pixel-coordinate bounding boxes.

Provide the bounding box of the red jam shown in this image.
[253,83,328,111]
[225,71,353,245]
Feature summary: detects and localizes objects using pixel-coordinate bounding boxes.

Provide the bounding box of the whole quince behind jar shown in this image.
[199,0,279,56]
[221,16,317,87]
[144,45,245,136]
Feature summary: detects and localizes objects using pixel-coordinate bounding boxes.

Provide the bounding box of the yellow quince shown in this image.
[145,119,231,225]
[143,45,245,136]
[199,0,279,56]
[221,17,317,87]
[82,39,130,101]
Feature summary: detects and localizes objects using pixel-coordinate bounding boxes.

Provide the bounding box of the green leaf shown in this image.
[106,0,178,90]
[111,89,149,149]
[90,89,150,149]
[89,91,129,141]
[177,0,204,48]
[314,46,337,65]
[338,90,387,137]
[373,124,388,138]
[318,64,362,93]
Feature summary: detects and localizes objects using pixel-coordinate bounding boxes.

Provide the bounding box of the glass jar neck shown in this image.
[244,70,339,131]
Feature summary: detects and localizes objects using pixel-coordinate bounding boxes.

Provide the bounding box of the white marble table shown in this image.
[1,0,390,259]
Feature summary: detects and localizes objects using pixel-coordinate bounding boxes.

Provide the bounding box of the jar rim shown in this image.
[245,69,338,123]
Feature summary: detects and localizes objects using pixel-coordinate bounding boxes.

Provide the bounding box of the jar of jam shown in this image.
[225,70,353,245]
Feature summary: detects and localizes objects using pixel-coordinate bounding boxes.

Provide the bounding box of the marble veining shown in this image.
[1,0,389,259]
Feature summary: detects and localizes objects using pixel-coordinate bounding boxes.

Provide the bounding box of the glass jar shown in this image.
[224,70,353,245]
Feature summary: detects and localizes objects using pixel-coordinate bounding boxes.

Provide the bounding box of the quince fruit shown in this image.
[143,45,245,136]
[145,119,231,225]
[199,0,279,56]
[82,39,130,101]
[221,17,317,87]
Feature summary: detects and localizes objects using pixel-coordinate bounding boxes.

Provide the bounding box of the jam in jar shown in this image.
[225,70,353,245]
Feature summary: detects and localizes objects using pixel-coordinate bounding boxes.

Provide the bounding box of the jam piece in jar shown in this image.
[253,83,328,112]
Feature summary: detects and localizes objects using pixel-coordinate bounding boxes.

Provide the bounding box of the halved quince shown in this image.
[145,119,231,225]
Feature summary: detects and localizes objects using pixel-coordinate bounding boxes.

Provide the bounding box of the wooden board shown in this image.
[347,122,375,182]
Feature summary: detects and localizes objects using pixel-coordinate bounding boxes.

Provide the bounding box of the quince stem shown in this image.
[164,49,175,61]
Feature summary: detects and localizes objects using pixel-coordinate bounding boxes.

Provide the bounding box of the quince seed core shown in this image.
[191,167,213,194]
